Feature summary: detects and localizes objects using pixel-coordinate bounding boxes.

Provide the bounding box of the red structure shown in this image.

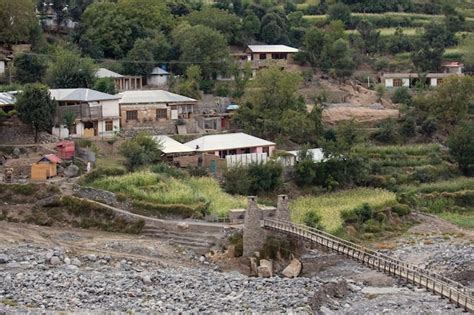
[56,141,75,160]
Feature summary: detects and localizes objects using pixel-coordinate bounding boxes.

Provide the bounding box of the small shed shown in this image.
[31,154,62,181]
[147,67,169,86]
[56,141,75,160]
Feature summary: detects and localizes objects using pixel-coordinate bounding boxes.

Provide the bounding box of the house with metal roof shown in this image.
[147,67,169,87]
[381,72,462,89]
[50,88,121,139]
[244,44,299,72]
[153,135,194,155]
[184,132,275,159]
[95,68,143,92]
[118,90,197,130]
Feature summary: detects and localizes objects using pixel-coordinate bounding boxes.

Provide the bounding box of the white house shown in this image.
[184,132,275,159]
[50,88,121,139]
[153,135,195,155]
[381,72,459,89]
[147,67,169,86]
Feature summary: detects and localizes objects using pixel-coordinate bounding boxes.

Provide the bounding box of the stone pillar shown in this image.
[275,194,290,221]
[243,196,265,257]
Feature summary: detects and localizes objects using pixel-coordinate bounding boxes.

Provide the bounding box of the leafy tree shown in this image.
[387,27,413,54]
[325,39,355,79]
[356,19,381,55]
[372,119,398,144]
[400,116,416,138]
[119,132,163,171]
[46,48,97,88]
[93,77,116,95]
[242,13,261,42]
[247,161,282,195]
[172,24,230,79]
[391,87,412,105]
[14,54,47,84]
[326,20,346,43]
[420,117,437,137]
[15,83,57,143]
[303,211,322,229]
[412,23,453,72]
[448,121,474,176]
[327,3,352,26]
[172,65,202,100]
[63,111,76,135]
[122,38,155,76]
[0,0,37,44]
[186,7,241,44]
[294,149,316,186]
[429,76,474,125]
[261,21,283,44]
[303,28,327,67]
[234,66,307,141]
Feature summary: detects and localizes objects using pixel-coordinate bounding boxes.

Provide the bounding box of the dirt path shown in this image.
[408,211,474,240]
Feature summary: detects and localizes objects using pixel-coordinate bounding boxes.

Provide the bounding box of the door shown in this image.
[210,160,217,176]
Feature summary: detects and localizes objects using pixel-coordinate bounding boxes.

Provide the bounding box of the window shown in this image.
[262,147,270,154]
[393,79,403,87]
[271,53,287,60]
[105,120,113,132]
[156,109,167,119]
[259,53,266,60]
[126,110,138,121]
[437,79,443,85]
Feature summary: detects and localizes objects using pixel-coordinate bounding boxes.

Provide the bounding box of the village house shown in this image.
[184,132,275,159]
[381,62,464,89]
[95,68,143,92]
[118,90,197,130]
[0,92,16,113]
[50,88,121,138]
[147,67,170,87]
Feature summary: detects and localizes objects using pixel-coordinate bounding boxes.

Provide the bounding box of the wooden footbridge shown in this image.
[263,219,474,312]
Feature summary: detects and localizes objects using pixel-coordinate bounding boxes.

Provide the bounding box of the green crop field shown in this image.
[290,188,396,233]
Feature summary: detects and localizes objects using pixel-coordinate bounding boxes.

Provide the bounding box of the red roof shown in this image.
[43,154,62,163]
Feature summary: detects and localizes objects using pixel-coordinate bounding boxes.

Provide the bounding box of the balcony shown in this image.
[57,103,102,122]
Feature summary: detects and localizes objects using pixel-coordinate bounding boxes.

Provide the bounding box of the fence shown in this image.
[226,153,268,167]
[263,219,474,312]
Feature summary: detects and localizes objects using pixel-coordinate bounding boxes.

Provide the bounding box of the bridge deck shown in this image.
[263,219,474,312]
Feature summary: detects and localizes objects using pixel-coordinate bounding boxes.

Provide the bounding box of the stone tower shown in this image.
[275,194,290,221]
[243,196,265,257]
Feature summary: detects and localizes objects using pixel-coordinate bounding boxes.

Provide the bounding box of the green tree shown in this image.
[242,13,261,42]
[122,38,155,76]
[303,28,327,67]
[400,116,416,138]
[356,19,381,55]
[430,76,474,125]
[93,77,117,95]
[412,23,452,72]
[172,24,230,79]
[15,83,57,143]
[234,66,305,140]
[186,7,241,44]
[327,3,352,26]
[46,48,97,88]
[119,132,163,171]
[14,54,47,84]
[447,121,474,176]
[63,111,76,136]
[0,0,37,44]
[325,39,355,79]
[391,87,412,105]
[173,65,202,100]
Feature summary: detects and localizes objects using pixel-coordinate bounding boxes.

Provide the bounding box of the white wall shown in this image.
[430,78,438,87]
[97,118,120,137]
[147,75,168,86]
[384,78,393,87]
[99,99,120,117]
[402,78,410,87]
[52,126,69,139]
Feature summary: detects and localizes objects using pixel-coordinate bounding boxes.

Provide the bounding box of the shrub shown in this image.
[228,232,243,257]
[375,212,387,223]
[420,117,437,137]
[400,116,416,138]
[363,219,382,233]
[447,121,474,176]
[391,204,411,216]
[303,211,322,229]
[223,162,282,195]
[150,163,186,178]
[81,167,126,185]
[223,166,251,195]
[355,203,374,223]
[372,119,398,144]
[119,132,163,171]
[188,166,208,177]
[391,87,412,105]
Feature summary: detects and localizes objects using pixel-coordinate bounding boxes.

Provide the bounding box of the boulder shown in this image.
[258,259,273,278]
[35,195,61,207]
[140,273,152,285]
[71,258,82,267]
[281,259,302,278]
[227,245,236,258]
[64,164,80,178]
[86,254,97,262]
[0,254,9,264]
[50,256,61,265]
[177,222,189,230]
[249,257,258,276]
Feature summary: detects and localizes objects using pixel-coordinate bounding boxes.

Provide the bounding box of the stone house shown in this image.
[95,68,143,92]
[146,67,169,87]
[50,88,121,139]
[118,90,197,130]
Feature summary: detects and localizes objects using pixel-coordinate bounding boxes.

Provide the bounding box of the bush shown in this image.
[228,232,243,257]
[261,236,291,260]
[150,163,186,178]
[391,87,412,105]
[447,121,474,176]
[420,117,437,137]
[303,211,322,229]
[400,116,416,138]
[391,204,411,216]
[188,167,208,177]
[81,167,126,185]
[355,203,374,223]
[223,166,251,195]
[119,132,163,171]
[372,119,398,144]
[132,200,208,219]
[363,219,382,233]
[223,162,282,195]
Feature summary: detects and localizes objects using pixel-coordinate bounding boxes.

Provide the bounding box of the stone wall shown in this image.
[0,118,35,144]
[73,186,118,206]
[243,196,265,257]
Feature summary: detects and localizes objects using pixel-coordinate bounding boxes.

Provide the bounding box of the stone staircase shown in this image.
[141,225,224,254]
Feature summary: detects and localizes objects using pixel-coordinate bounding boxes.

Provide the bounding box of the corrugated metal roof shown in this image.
[184,133,275,152]
[49,88,121,102]
[150,67,169,75]
[0,92,15,105]
[247,45,299,53]
[95,68,124,78]
[287,148,324,163]
[119,90,197,104]
[153,135,194,154]
[41,154,62,163]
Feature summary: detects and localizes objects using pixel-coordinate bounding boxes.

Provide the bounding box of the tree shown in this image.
[447,121,474,176]
[261,21,283,44]
[391,87,412,105]
[15,83,57,143]
[46,48,97,88]
[327,3,352,26]
[387,27,413,54]
[119,132,162,171]
[325,39,355,79]
[14,54,47,84]
[429,76,474,126]
[242,13,261,42]
[356,19,381,55]
[172,65,202,100]
[0,0,37,44]
[400,116,416,138]
[93,77,117,95]
[63,111,76,136]
[122,38,155,76]
[412,23,452,72]
[172,24,230,79]
[186,7,241,44]
[303,28,327,67]
[372,119,398,144]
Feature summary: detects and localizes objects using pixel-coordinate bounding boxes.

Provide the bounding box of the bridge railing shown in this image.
[262,219,474,311]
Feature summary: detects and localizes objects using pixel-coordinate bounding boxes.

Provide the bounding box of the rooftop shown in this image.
[184,132,275,152]
[150,67,169,75]
[153,135,194,154]
[49,88,120,102]
[0,92,16,106]
[287,148,324,163]
[247,45,299,53]
[95,68,124,78]
[119,90,197,104]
